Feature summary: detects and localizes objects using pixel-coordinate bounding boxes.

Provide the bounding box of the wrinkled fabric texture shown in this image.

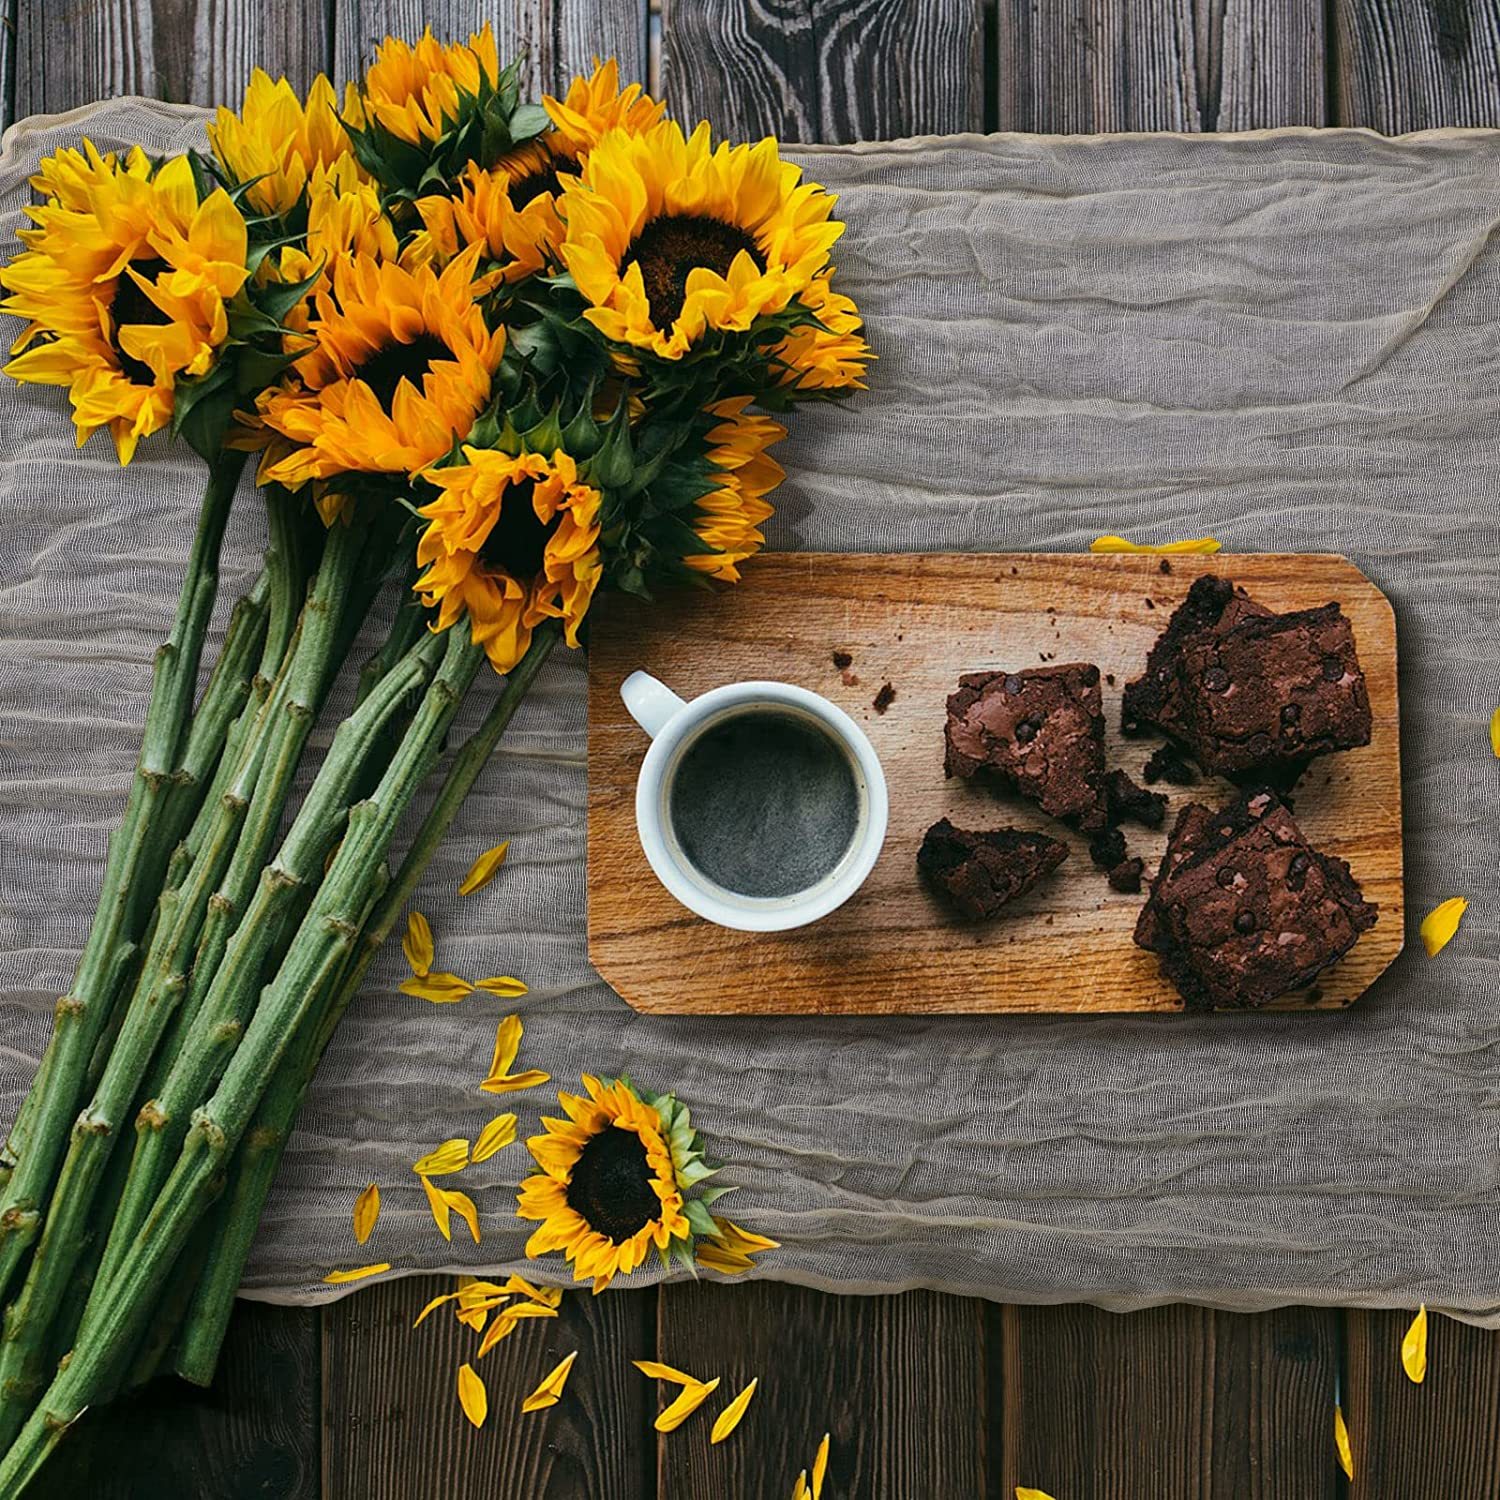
[1,100,1496,1316]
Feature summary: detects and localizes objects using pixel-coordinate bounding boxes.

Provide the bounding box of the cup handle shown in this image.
[621,670,688,739]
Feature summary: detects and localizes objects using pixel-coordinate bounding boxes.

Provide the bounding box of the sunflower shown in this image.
[516,1076,693,1293]
[251,243,504,492]
[1,144,248,462]
[414,447,602,673]
[681,397,787,581]
[207,70,367,219]
[408,163,552,291]
[774,271,872,393]
[351,24,501,146]
[557,119,844,360]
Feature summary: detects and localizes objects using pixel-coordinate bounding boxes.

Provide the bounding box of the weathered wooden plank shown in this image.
[12,0,331,121]
[998,1303,1341,1499]
[1333,0,1500,130]
[322,1275,655,1500]
[45,1301,321,1499]
[657,1282,987,1498]
[1345,1310,1500,1495]
[662,0,984,144]
[2,0,17,131]
[996,0,1326,132]
[333,1,648,100]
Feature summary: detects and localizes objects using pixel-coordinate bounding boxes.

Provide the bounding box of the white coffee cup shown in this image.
[620,671,889,932]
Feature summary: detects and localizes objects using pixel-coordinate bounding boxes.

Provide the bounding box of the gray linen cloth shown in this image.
[1,100,1496,1316]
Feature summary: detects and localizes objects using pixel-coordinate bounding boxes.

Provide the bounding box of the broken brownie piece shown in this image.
[1123,576,1371,781]
[1107,857,1145,894]
[917,818,1069,921]
[1104,769,1167,829]
[1134,788,1377,1010]
[944,662,1108,831]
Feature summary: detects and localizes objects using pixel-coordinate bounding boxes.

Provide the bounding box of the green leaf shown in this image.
[683,1199,718,1239]
[508,103,551,140]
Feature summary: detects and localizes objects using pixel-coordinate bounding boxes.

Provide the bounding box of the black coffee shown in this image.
[668,710,861,898]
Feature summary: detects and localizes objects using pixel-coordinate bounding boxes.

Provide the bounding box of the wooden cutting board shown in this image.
[586,554,1402,1015]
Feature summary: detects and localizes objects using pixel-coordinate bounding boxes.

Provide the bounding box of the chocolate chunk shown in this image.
[832,650,853,670]
[916,818,1069,921]
[1107,857,1145,893]
[872,682,895,714]
[1088,826,1127,870]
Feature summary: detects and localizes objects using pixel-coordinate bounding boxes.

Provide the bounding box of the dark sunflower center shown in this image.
[625,215,762,328]
[110,257,171,386]
[478,480,559,579]
[507,161,567,207]
[353,333,453,412]
[565,1125,659,1243]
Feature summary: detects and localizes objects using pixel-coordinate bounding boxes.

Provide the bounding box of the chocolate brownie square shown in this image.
[1135,788,1377,1010]
[944,663,1108,831]
[1123,575,1371,780]
[917,818,1068,920]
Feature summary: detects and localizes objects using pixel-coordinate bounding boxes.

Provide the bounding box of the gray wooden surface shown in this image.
[7,1,1500,1496]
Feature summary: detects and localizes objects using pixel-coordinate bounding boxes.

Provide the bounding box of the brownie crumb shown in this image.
[1105,673,1116,687]
[872,682,896,714]
[1143,745,1198,786]
[1088,826,1128,870]
[1159,557,1172,574]
[832,650,853,670]
[1105,769,1168,829]
[1107,857,1145,893]
[1145,598,1156,609]
[841,669,860,687]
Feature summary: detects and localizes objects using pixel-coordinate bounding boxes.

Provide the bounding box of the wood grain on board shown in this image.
[588,552,1402,1015]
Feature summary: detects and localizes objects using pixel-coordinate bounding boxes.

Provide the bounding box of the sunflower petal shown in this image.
[475,975,529,998]
[710,1377,758,1442]
[472,1113,518,1163]
[457,1362,488,1429]
[460,840,510,895]
[654,1375,720,1433]
[446,1187,481,1244]
[521,1350,578,1413]
[413,1289,466,1328]
[413,1138,471,1176]
[1402,1304,1428,1384]
[402,910,434,976]
[1334,1403,1354,1480]
[322,1262,390,1284]
[1491,705,1500,757]
[399,971,474,1004]
[811,1432,830,1499]
[791,1473,808,1500]
[1089,535,1221,554]
[1016,1491,1059,1500]
[488,1012,523,1076]
[352,1183,380,1245]
[421,1174,452,1240]
[1420,897,1469,957]
[633,1359,709,1387]
[481,1068,551,1094]
[476,1300,558,1357]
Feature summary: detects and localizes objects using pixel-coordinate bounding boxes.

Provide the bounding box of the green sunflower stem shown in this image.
[0,451,244,1308]
[172,625,558,1387]
[0,632,487,1498]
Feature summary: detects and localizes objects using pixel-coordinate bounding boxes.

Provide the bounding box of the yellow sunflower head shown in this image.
[518,1076,767,1293]
[414,446,602,673]
[558,119,844,361]
[251,243,504,491]
[408,162,552,291]
[774,271,872,394]
[681,397,786,582]
[208,70,368,219]
[351,24,502,147]
[542,57,665,158]
[1,143,248,463]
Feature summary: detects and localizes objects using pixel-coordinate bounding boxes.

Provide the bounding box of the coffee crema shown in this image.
[666,708,861,899]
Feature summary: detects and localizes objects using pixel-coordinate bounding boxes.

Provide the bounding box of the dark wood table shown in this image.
[5,2,1499,1495]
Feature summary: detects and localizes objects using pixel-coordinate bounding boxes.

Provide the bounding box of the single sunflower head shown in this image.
[557,119,844,360]
[1,143,248,463]
[414,446,603,673]
[351,24,502,147]
[680,396,787,582]
[251,244,505,493]
[409,163,553,291]
[208,70,368,219]
[773,271,873,395]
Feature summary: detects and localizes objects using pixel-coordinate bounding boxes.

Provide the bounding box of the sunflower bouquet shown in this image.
[0,29,868,1495]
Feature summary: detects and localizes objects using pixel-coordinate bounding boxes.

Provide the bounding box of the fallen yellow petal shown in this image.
[457,1362,488,1429]
[504,1275,563,1307]
[445,1186,480,1244]
[475,976,529,998]
[487,1013,523,1076]
[412,1289,467,1328]
[420,1174,452,1241]
[1334,1403,1354,1480]
[791,1472,808,1500]
[521,1350,578,1413]
[399,971,474,1004]
[655,1375,720,1433]
[460,840,510,896]
[352,1183,380,1246]
[1420,897,1469,957]
[472,1113,517,1163]
[710,1378,758,1442]
[413,1138,471,1177]
[811,1432,830,1500]
[476,1300,558,1357]
[1402,1304,1428,1384]
[1491,705,1500,757]
[1016,1491,1059,1500]
[481,1068,551,1095]
[633,1359,709,1387]
[402,910,433,977]
[1090,534,1222,554]
[322,1262,390,1284]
